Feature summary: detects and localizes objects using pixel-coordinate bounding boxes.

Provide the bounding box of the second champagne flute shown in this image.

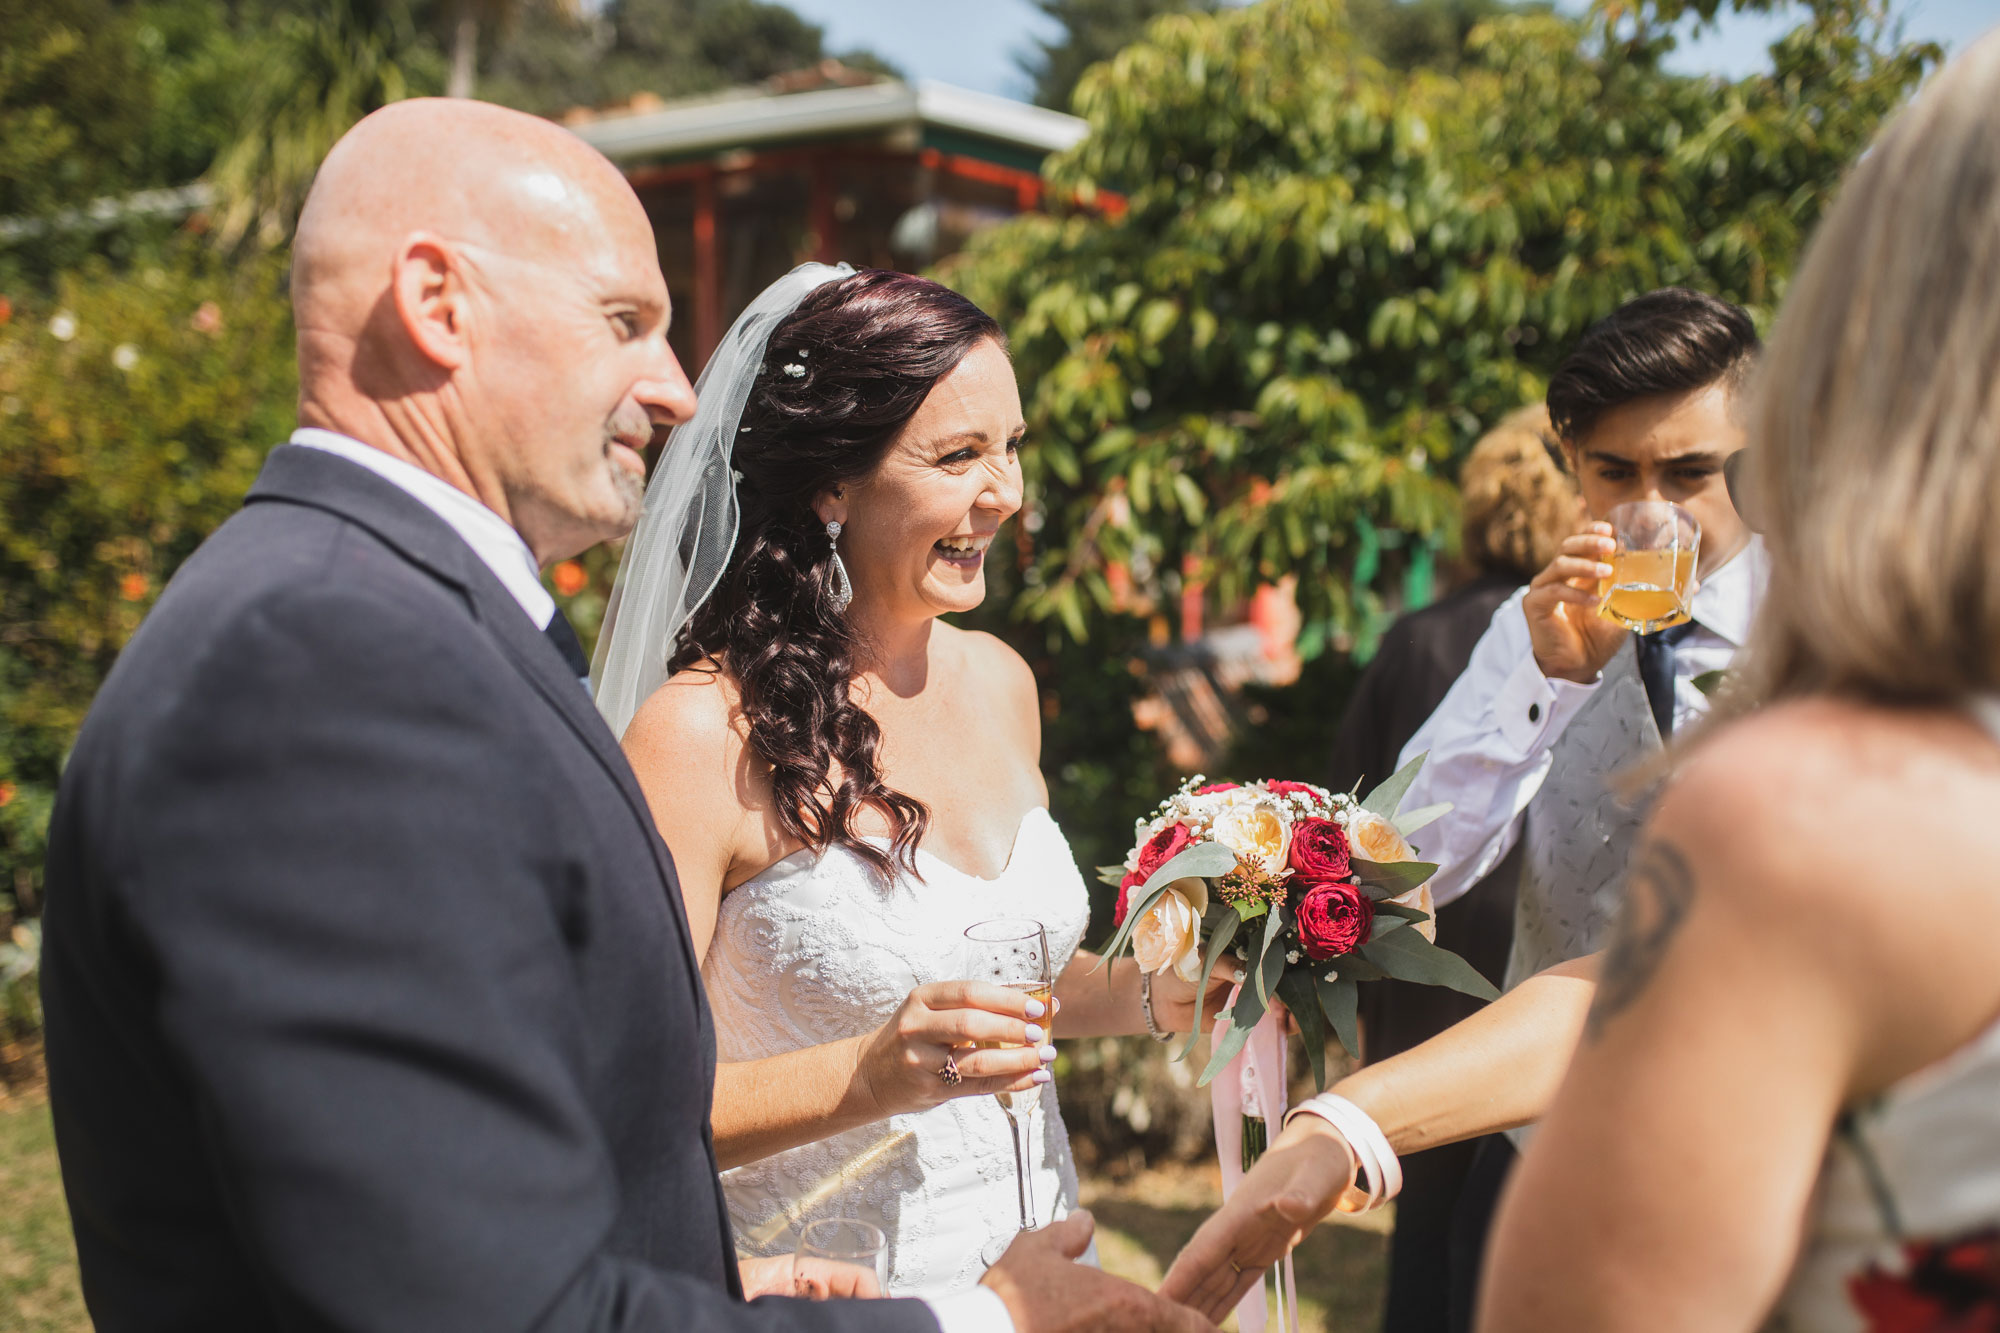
[961,917,1052,1233]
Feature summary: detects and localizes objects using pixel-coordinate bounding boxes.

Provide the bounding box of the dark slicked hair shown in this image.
[1547,288,1760,445]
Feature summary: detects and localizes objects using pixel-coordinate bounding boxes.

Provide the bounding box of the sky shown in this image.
[786,0,2000,101]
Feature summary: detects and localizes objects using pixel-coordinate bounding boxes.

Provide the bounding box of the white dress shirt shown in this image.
[286,429,1013,1333]
[1399,536,1769,908]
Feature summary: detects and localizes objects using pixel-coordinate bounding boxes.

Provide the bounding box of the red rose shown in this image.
[1266,780,1318,798]
[1295,882,1373,960]
[1287,817,1352,883]
[1116,822,1195,927]
[1194,782,1241,795]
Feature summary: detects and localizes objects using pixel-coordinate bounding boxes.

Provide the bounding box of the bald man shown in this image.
[38,101,1193,1333]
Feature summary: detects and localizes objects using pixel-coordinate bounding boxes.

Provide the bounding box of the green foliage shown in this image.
[476,0,903,119]
[946,0,1933,660]
[206,0,447,245]
[1018,0,1219,113]
[945,0,1932,933]
[0,246,299,936]
[0,0,269,285]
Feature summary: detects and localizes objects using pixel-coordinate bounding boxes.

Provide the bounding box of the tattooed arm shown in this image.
[1478,701,2000,1333]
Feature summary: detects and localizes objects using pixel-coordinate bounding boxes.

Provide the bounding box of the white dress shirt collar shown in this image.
[1688,533,1767,647]
[288,428,555,632]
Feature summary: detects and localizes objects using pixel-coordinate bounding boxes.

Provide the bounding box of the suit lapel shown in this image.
[244,446,709,997]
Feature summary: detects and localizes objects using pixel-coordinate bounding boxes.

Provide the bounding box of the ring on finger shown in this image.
[937,1052,963,1087]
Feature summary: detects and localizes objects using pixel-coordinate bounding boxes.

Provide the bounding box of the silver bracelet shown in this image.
[1139,971,1174,1043]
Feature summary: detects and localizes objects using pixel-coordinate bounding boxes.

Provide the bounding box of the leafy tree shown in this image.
[477,0,902,119]
[944,0,1934,892]
[1018,0,1219,112]
[0,247,299,943]
[205,0,447,246]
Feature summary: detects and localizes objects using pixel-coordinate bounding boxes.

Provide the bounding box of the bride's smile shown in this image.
[822,336,1025,621]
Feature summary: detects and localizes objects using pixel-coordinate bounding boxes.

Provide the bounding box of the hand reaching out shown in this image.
[982,1211,1218,1332]
[1158,1115,1358,1322]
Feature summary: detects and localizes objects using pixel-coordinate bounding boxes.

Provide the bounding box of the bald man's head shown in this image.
[293,98,696,563]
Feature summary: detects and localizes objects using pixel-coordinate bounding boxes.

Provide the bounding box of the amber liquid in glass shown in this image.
[1597,548,1696,632]
[977,981,1053,1109]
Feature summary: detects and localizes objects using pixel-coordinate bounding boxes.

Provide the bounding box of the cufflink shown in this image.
[1528,703,1542,723]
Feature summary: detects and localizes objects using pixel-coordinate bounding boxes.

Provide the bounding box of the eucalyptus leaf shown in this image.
[1324,954,1391,983]
[1360,928,1500,1000]
[1373,900,1430,922]
[1197,1013,1255,1086]
[1361,750,1427,818]
[1369,914,1410,942]
[1233,898,1269,922]
[1098,841,1234,964]
[1351,858,1438,899]
[1277,968,1330,1091]
[1252,903,1286,1007]
[1097,864,1129,889]
[1692,669,1731,696]
[1316,973,1360,1060]
[1392,801,1452,837]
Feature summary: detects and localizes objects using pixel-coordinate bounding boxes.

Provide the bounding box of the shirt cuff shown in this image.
[924,1284,1017,1333]
[1493,651,1599,754]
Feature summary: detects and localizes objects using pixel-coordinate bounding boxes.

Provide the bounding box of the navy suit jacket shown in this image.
[41,445,938,1333]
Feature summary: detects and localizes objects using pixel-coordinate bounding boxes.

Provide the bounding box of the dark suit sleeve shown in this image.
[115,585,935,1333]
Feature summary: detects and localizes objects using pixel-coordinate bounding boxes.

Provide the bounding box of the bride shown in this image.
[593,263,1234,1298]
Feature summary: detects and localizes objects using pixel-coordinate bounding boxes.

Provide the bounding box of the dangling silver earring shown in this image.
[825,520,854,614]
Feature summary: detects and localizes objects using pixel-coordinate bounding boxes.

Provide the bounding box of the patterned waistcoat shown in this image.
[1504,637,1663,992]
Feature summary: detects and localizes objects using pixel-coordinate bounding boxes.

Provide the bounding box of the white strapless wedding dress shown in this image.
[703,807,1095,1298]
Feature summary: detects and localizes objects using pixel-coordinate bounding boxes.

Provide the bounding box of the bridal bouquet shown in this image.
[1098,755,1497,1093]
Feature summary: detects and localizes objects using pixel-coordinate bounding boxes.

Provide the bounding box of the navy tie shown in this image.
[1635,620,1697,739]
[543,607,590,682]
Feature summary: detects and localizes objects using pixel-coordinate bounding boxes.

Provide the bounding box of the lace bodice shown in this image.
[702,807,1093,1298]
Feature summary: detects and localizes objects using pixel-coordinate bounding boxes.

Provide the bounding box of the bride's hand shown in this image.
[1146,956,1245,1033]
[855,981,1055,1117]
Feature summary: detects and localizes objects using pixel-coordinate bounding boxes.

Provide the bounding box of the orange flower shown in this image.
[0,782,15,808]
[552,561,588,597]
[0,295,11,325]
[120,573,150,602]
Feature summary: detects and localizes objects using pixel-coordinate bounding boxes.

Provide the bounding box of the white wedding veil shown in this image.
[591,261,854,737]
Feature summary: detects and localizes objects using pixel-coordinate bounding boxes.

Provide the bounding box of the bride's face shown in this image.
[825,338,1025,622]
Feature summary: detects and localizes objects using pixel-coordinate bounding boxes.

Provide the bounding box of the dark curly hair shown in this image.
[669,269,1004,878]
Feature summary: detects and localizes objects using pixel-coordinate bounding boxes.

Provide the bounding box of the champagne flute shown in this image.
[962,917,1052,1233]
[1597,499,1702,633]
[792,1217,887,1296]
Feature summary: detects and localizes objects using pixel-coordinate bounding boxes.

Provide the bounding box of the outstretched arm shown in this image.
[1160,953,1600,1319]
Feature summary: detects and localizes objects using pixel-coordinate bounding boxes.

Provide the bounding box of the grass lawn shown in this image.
[1,1051,1385,1332]
[1,1080,87,1333]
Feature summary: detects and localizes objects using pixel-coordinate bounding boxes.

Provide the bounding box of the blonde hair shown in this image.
[1721,33,2000,717]
[1459,404,1578,580]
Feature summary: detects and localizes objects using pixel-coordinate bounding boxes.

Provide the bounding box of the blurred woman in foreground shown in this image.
[1481,32,2000,1331]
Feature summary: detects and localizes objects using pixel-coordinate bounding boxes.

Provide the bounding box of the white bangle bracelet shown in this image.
[1284,1093,1402,1212]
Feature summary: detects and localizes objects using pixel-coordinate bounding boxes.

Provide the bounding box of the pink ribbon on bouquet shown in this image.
[1210,986,1300,1333]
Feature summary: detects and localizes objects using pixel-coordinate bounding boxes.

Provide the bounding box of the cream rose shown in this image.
[1348,809,1414,864]
[1131,888,1203,981]
[1386,882,1437,943]
[1210,798,1293,875]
